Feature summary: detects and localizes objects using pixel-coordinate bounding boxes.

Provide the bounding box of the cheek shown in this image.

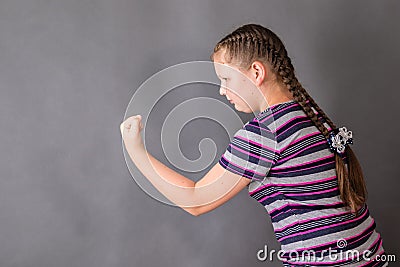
[226,78,255,103]
[227,79,245,96]
[231,84,254,103]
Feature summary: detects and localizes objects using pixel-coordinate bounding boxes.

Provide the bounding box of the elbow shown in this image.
[189,210,202,217]
[192,211,202,217]
[185,207,202,217]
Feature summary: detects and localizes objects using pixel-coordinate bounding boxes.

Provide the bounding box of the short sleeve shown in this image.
[218,119,279,181]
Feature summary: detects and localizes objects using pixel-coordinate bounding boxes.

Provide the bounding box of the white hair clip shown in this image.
[327,126,353,156]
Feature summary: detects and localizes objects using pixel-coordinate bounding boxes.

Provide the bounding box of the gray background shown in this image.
[0,0,399,266]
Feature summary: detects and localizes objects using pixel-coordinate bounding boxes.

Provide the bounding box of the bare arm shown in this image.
[127,146,251,216]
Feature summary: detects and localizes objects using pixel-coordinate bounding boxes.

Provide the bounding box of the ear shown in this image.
[250,61,266,86]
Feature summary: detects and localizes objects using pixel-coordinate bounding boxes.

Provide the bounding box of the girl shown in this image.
[120,24,388,266]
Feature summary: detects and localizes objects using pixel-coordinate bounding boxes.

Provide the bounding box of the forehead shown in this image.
[213,52,239,77]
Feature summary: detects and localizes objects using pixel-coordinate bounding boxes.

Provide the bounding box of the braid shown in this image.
[270,41,332,139]
[298,87,337,131]
[211,24,368,215]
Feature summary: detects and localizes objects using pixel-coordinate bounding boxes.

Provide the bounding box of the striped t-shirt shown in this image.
[218,99,388,266]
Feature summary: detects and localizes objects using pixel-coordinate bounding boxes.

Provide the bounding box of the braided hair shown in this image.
[210,24,367,215]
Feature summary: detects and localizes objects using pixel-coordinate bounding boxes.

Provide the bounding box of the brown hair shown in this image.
[211,23,367,215]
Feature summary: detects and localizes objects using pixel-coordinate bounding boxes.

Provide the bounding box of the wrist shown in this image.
[125,142,146,161]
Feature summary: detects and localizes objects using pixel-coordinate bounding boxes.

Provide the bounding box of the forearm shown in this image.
[126,146,199,213]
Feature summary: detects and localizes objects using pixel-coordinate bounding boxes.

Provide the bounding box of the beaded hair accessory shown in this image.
[327,126,353,157]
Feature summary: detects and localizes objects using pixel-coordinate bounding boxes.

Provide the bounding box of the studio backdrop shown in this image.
[0,0,398,266]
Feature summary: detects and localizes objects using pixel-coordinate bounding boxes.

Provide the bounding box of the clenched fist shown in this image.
[120,115,144,151]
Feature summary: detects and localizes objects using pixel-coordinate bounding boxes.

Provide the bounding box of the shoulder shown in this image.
[234,118,279,160]
[242,117,275,140]
[255,100,303,129]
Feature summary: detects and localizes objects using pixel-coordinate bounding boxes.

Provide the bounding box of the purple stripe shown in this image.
[274,115,308,133]
[272,158,334,175]
[294,220,375,253]
[277,141,327,163]
[249,123,273,133]
[285,187,337,197]
[219,156,261,180]
[229,143,275,165]
[249,175,337,194]
[272,154,334,171]
[221,153,266,176]
[270,201,344,219]
[276,120,309,138]
[275,210,352,232]
[258,191,282,203]
[260,101,302,124]
[235,135,279,153]
[279,131,321,152]
[278,207,368,242]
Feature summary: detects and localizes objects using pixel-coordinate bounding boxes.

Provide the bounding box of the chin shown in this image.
[235,106,253,114]
[241,106,254,113]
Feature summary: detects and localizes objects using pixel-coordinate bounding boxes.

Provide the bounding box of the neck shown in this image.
[258,82,294,111]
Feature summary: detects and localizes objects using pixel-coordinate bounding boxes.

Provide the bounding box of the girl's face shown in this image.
[213,52,265,114]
